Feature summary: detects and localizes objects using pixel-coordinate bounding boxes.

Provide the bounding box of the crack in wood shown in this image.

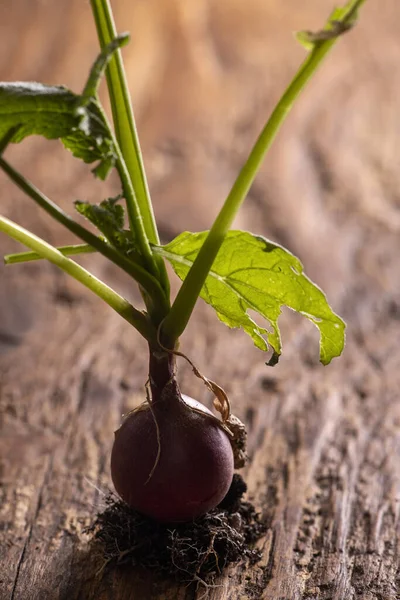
[9,456,53,600]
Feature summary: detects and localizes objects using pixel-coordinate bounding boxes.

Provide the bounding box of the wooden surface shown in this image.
[1,1,400,599]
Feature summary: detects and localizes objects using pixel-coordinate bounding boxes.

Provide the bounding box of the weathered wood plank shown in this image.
[1,1,399,599]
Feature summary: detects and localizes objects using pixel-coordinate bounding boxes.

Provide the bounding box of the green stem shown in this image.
[161,0,366,344]
[0,156,167,311]
[81,34,130,103]
[0,127,20,155]
[90,0,170,296]
[112,139,169,324]
[0,216,156,342]
[94,101,156,275]
[4,243,95,264]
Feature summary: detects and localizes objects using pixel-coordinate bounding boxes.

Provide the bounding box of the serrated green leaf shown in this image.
[74,196,138,257]
[156,231,345,365]
[0,82,116,179]
[0,36,128,179]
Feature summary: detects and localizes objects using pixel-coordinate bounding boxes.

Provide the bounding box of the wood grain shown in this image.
[1,1,399,599]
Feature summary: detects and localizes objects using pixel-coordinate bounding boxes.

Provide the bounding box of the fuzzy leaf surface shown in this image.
[0,82,116,178]
[75,196,137,257]
[157,231,345,365]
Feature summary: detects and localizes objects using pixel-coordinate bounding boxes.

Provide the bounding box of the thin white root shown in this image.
[144,381,162,485]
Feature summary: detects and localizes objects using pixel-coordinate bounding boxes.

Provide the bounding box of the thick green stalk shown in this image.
[0,216,156,342]
[94,99,159,284]
[0,156,167,313]
[161,0,366,344]
[90,0,170,296]
[81,33,130,103]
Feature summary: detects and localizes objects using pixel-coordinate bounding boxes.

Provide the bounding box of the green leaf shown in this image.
[0,35,130,179]
[74,195,139,258]
[0,82,116,179]
[156,231,345,365]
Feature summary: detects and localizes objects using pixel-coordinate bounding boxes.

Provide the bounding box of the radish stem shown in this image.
[160,0,366,345]
[0,215,156,342]
[90,0,170,296]
[0,156,167,315]
[4,243,95,264]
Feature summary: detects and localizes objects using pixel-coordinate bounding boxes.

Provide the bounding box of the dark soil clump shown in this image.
[87,474,266,584]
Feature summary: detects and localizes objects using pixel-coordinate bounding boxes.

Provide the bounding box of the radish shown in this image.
[0,0,358,528]
[111,387,234,522]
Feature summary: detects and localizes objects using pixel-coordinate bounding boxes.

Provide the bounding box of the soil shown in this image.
[87,475,266,585]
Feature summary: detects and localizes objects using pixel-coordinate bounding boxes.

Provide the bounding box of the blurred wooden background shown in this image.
[0,1,399,599]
